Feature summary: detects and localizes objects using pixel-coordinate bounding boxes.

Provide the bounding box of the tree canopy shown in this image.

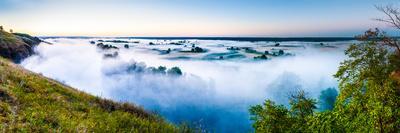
[250,15,400,132]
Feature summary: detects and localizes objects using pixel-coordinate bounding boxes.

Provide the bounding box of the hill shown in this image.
[0,57,183,132]
[0,31,184,132]
[0,30,42,63]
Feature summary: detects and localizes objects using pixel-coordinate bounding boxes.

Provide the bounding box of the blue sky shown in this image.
[0,0,398,36]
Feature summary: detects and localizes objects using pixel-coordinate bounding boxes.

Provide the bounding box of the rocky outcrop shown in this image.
[0,31,41,63]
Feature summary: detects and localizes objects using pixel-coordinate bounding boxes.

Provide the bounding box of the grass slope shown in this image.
[0,57,184,132]
[0,30,19,44]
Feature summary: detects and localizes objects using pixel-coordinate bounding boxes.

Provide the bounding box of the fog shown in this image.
[21,38,349,132]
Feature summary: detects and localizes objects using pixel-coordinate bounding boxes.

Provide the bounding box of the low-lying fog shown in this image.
[21,38,351,132]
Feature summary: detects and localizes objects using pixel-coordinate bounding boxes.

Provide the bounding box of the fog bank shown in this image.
[21,38,348,132]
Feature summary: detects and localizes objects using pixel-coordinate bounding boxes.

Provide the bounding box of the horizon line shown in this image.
[39,36,358,42]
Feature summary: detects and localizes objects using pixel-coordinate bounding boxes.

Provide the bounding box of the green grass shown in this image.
[0,57,188,132]
[0,30,19,44]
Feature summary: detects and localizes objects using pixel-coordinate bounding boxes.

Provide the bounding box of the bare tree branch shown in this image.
[374,4,400,54]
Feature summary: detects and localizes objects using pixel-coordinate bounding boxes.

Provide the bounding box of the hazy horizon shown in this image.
[1,0,399,37]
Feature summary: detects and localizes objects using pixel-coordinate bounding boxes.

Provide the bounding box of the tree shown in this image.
[9,29,13,33]
[249,4,400,132]
[249,89,317,132]
[0,26,3,31]
[278,50,284,55]
[289,90,316,118]
[334,29,400,132]
[249,100,293,133]
[318,88,338,111]
[157,66,167,73]
[167,67,182,76]
[375,4,400,54]
[288,90,317,131]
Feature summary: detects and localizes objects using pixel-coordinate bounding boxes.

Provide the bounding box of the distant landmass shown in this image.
[41,36,357,42]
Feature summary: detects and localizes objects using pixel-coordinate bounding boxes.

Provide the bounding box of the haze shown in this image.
[0,0,397,37]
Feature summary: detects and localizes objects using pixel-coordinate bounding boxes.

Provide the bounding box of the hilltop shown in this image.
[0,30,41,63]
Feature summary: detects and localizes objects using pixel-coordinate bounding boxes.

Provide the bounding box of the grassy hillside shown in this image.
[0,57,183,132]
[0,30,39,63]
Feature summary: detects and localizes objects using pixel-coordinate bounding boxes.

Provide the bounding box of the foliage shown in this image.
[167,67,183,76]
[249,100,292,132]
[249,29,400,132]
[106,60,183,77]
[249,90,316,133]
[333,29,400,132]
[318,88,338,111]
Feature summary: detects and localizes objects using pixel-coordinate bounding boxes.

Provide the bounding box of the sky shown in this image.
[0,0,398,37]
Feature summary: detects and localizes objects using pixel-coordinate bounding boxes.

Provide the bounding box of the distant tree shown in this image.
[9,29,13,33]
[157,66,167,74]
[278,50,284,55]
[0,26,3,31]
[254,54,268,60]
[167,67,182,76]
[318,88,338,111]
[194,47,203,52]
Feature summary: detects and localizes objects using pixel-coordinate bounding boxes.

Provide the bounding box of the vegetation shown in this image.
[254,54,268,60]
[96,43,119,50]
[318,88,338,111]
[0,57,191,132]
[249,90,317,132]
[250,29,400,132]
[0,29,19,44]
[167,67,183,76]
[0,30,42,63]
[249,28,400,132]
[191,47,205,53]
[124,44,130,49]
[250,5,400,131]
